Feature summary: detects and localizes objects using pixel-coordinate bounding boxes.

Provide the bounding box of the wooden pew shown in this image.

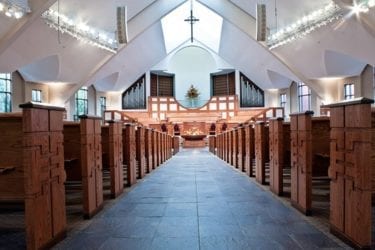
[123,124,137,186]
[290,111,330,215]
[232,129,238,168]
[208,135,215,154]
[216,133,222,159]
[269,118,291,196]
[136,126,146,179]
[0,103,66,250]
[244,123,255,177]
[145,128,153,173]
[102,121,123,198]
[326,98,374,249]
[237,125,245,172]
[223,132,227,162]
[173,136,180,155]
[161,133,166,163]
[63,115,103,218]
[152,129,158,169]
[227,130,233,165]
[168,135,173,159]
[254,121,269,185]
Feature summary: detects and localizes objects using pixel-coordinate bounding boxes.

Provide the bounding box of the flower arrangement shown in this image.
[185,127,203,135]
[185,84,200,99]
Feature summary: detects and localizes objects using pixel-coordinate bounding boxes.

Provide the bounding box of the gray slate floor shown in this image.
[54,148,346,250]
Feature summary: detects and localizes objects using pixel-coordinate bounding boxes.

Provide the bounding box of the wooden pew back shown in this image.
[269,118,290,196]
[123,124,136,186]
[244,124,255,177]
[255,122,269,184]
[102,121,123,198]
[328,98,373,248]
[290,112,330,215]
[0,114,24,201]
[0,103,67,249]
[136,126,146,179]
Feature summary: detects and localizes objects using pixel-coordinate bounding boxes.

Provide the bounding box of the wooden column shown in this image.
[237,125,245,172]
[255,121,269,184]
[173,136,180,155]
[290,111,313,215]
[136,126,146,179]
[20,103,67,250]
[124,124,136,186]
[107,121,123,198]
[327,98,374,248]
[145,128,153,173]
[269,118,290,195]
[79,116,103,218]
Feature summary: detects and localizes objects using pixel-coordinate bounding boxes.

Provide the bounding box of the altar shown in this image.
[181,122,207,148]
[181,134,206,148]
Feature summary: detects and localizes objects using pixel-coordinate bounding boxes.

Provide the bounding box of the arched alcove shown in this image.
[168,45,217,106]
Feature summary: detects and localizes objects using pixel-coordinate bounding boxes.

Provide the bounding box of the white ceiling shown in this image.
[0,0,373,103]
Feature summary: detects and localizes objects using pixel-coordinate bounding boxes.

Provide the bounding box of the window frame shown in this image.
[74,87,88,121]
[31,89,42,103]
[0,73,12,113]
[344,83,354,100]
[99,96,106,116]
[297,82,311,112]
[280,93,287,108]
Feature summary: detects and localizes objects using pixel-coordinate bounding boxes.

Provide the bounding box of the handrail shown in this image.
[243,107,285,124]
[103,110,144,126]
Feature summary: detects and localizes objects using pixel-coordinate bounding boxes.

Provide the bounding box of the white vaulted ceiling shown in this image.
[0,0,374,102]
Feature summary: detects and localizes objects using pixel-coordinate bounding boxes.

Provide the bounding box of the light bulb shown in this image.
[0,2,4,11]
[14,11,23,19]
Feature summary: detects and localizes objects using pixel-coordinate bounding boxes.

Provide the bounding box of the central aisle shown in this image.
[55,148,343,250]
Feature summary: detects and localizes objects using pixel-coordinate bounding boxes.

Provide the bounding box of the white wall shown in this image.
[168,46,217,102]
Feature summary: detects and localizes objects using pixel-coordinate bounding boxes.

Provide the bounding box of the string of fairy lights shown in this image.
[41,9,118,53]
[0,0,30,19]
[267,0,375,50]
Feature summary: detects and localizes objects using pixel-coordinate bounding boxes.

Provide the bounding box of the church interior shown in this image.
[0,0,374,249]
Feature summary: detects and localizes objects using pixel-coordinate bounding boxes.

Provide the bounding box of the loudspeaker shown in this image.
[256,4,267,42]
[117,6,128,44]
